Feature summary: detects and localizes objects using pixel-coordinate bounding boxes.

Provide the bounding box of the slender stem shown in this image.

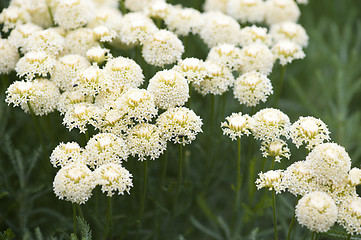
[161,146,168,189]
[27,102,45,149]
[272,190,278,240]
[275,65,286,107]
[119,0,127,15]
[104,196,113,240]
[311,232,315,240]
[47,6,55,27]
[84,129,90,146]
[210,95,215,136]
[286,206,296,240]
[139,160,148,222]
[232,138,242,229]
[177,144,183,196]
[137,160,148,239]
[346,233,352,240]
[287,196,301,240]
[77,204,83,219]
[1,74,9,90]
[187,84,192,108]
[234,138,242,211]
[73,204,77,236]
[173,144,184,214]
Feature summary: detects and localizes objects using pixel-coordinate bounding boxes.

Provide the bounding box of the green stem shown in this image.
[104,196,113,240]
[73,204,77,236]
[27,102,45,150]
[177,144,183,197]
[234,138,242,212]
[85,129,90,143]
[47,6,55,27]
[272,190,278,240]
[287,206,296,240]
[161,147,168,189]
[346,233,351,240]
[139,160,148,223]
[173,144,184,214]
[210,95,215,136]
[187,84,192,108]
[1,74,9,90]
[311,232,315,240]
[119,0,127,15]
[76,204,83,219]
[232,137,242,229]
[287,196,301,240]
[275,65,286,107]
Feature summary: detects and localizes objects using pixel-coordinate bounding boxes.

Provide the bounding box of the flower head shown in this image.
[193,61,235,96]
[157,107,203,145]
[53,0,94,30]
[338,197,361,235]
[94,163,133,197]
[240,43,275,75]
[147,70,189,109]
[221,112,253,140]
[172,58,207,86]
[227,0,265,23]
[7,79,60,116]
[260,139,290,162]
[124,0,165,12]
[272,40,305,66]
[239,25,272,47]
[142,30,184,67]
[8,23,42,52]
[199,11,241,47]
[207,44,242,70]
[251,108,290,141]
[0,38,19,74]
[118,12,157,45]
[256,170,285,193]
[127,123,167,161]
[24,29,65,55]
[0,6,31,32]
[295,191,337,232]
[264,0,300,25]
[85,133,129,169]
[104,56,144,90]
[53,163,95,204]
[86,46,112,64]
[233,71,273,107]
[164,7,203,36]
[305,143,351,186]
[117,88,157,124]
[348,168,361,187]
[52,54,91,91]
[15,51,56,81]
[57,90,92,115]
[203,0,229,13]
[290,116,330,150]
[62,103,100,133]
[270,21,308,47]
[64,28,99,56]
[92,25,117,42]
[282,161,318,196]
[50,142,84,168]
[74,65,112,97]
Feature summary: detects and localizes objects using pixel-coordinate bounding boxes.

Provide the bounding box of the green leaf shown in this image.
[0,228,15,240]
[77,217,92,240]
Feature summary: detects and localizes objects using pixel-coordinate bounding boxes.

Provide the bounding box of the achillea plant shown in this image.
[1,0,360,239]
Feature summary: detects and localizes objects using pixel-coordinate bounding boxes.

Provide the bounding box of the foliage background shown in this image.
[0,0,361,239]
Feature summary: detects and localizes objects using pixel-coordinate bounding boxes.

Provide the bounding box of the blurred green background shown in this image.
[0,0,361,239]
